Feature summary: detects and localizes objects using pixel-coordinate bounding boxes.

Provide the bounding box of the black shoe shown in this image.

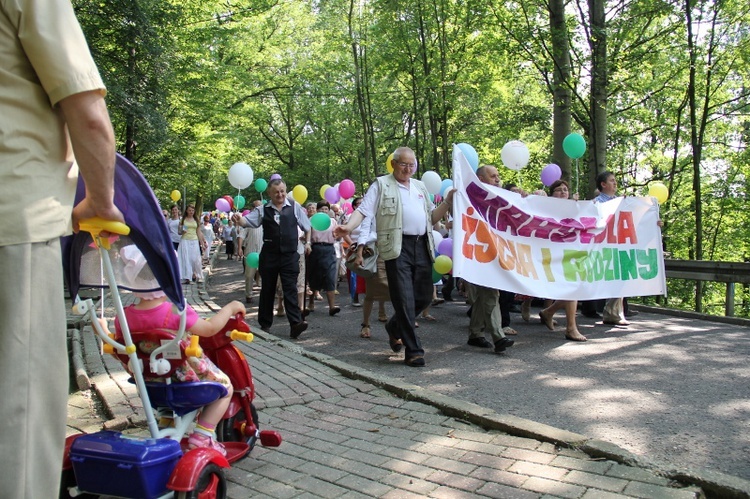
[260,326,271,333]
[404,355,425,367]
[329,306,341,316]
[385,321,403,353]
[302,309,311,317]
[467,337,492,348]
[443,295,454,302]
[494,337,515,353]
[290,321,308,339]
[245,297,253,304]
[582,311,602,319]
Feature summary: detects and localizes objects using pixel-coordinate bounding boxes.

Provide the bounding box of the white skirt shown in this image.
[178,239,203,281]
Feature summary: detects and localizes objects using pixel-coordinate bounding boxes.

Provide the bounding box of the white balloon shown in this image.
[228,162,254,189]
[432,230,444,247]
[421,171,442,195]
[500,141,530,171]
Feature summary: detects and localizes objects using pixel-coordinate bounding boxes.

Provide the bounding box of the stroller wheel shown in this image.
[217,403,259,450]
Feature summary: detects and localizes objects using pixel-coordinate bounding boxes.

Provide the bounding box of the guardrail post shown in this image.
[725,282,735,317]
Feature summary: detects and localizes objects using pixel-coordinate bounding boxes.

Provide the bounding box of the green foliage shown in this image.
[74,0,750,316]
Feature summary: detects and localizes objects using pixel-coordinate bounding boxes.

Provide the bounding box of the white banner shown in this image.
[451,149,667,300]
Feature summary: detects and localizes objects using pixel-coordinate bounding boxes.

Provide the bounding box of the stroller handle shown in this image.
[78,217,131,237]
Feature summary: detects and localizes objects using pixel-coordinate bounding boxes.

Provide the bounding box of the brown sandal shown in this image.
[360,324,371,338]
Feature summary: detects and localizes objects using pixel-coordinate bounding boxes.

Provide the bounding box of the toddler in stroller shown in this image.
[101,245,247,455]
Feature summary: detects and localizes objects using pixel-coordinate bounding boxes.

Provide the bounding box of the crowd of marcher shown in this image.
[173,149,652,369]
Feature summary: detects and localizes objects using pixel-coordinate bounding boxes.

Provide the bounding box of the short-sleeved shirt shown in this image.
[0,0,107,245]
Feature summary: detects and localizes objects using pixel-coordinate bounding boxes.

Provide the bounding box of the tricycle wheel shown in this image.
[175,463,226,499]
[217,403,259,449]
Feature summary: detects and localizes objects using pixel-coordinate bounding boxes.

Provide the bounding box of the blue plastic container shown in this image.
[70,431,182,498]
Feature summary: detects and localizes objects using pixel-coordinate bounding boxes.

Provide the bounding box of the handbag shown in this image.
[345,242,378,279]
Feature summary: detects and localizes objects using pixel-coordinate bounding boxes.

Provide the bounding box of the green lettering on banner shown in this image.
[590,250,605,282]
[562,250,588,282]
[637,248,659,279]
[619,249,638,281]
[603,248,615,281]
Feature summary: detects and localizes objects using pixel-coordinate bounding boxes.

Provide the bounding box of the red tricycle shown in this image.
[60,155,280,499]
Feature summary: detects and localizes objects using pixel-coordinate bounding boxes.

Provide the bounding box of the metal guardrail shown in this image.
[664,259,750,316]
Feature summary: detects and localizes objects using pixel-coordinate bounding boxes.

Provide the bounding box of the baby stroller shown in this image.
[60,154,280,498]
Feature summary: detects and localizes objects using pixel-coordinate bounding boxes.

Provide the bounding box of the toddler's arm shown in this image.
[188,301,246,338]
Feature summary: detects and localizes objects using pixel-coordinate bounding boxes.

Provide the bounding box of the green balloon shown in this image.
[432,269,443,282]
[562,133,587,159]
[221,218,228,225]
[310,212,332,231]
[255,178,268,192]
[245,252,260,268]
[234,195,246,210]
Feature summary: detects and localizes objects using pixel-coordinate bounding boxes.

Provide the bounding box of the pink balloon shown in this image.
[324,186,341,204]
[338,179,355,199]
[340,201,353,215]
[242,209,250,216]
[541,164,562,186]
[215,198,230,212]
[437,238,453,259]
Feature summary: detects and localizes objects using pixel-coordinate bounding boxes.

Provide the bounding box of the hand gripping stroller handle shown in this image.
[78,217,131,237]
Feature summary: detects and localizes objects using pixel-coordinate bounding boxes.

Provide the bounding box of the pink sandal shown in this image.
[188,432,226,456]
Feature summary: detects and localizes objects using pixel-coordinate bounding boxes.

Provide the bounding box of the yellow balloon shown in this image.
[319,184,331,199]
[433,255,453,275]
[170,190,181,202]
[386,153,394,173]
[292,185,308,205]
[648,182,669,204]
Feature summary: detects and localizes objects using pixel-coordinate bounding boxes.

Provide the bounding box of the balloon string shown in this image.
[575,159,579,194]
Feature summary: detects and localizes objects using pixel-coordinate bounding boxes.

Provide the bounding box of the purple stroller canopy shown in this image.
[62,154,185,310]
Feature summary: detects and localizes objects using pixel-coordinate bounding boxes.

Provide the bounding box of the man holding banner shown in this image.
[335,147,453,367]
[464,165,516,353]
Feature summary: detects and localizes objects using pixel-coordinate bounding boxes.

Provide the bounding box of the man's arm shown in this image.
[334,210,363,238]
[59,90,123,230]
[431,188,455,225]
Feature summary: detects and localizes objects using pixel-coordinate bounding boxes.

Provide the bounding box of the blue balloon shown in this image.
[440,179,453,197]
[457,143,479,171]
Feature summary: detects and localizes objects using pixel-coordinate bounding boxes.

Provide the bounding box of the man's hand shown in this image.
[333,225,350,238]
[444,188,456,204]
[72,197,124,233]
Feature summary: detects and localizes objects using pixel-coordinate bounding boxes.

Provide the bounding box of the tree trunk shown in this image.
[549,0,572,186]
[588,0,607,190]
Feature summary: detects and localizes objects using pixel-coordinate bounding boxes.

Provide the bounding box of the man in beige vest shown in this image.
[336,147,453,367]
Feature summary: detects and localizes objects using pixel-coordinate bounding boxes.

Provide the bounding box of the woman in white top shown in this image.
[177,204,206,283]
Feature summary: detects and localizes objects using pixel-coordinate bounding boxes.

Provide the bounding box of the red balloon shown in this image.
[222,195,234,210]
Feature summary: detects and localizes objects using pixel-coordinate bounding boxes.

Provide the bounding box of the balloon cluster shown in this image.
[431,233,454,279]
